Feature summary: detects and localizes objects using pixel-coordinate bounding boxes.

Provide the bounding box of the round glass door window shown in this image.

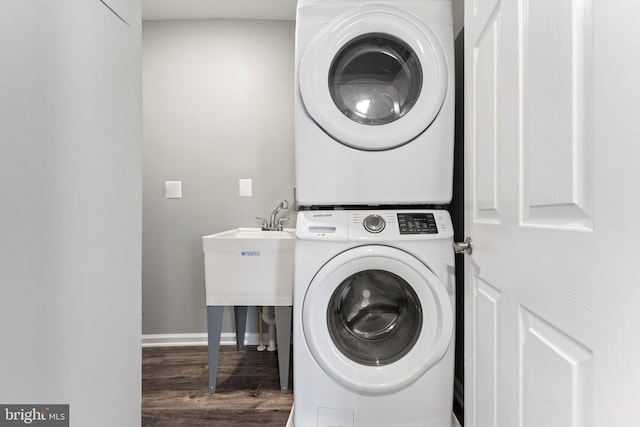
[327,269,422,366]
[329,33,423,126]
[298,5,448,150]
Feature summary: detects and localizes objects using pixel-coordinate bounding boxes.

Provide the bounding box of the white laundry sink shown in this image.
[202,228,295,306]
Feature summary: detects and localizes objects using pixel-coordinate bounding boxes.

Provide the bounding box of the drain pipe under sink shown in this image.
[259,306,277,352]
[257,307,266,351]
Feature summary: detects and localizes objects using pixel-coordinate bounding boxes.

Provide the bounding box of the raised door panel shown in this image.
[520,0,594,230]
[520,308,594,427]
[474,278,501,427]
[472,7,502,224]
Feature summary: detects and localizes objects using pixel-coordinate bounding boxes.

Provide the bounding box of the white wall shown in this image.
[142,19,295,336]
[0,1,141,425]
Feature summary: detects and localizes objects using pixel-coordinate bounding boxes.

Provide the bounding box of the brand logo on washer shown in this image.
[312,213,332,218]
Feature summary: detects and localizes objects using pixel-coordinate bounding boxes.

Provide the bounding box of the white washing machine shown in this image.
[295,0,455,206]
[294,209,455,427]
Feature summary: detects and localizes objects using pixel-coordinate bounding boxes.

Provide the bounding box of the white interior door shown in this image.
[464,0,640,426]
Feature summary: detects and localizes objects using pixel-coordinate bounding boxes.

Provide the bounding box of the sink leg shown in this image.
[234,306,249,351]
[275,306,292,394]
[207,306,224,394]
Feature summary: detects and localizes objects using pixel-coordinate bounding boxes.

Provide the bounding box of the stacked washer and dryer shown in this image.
[293,1,456,426]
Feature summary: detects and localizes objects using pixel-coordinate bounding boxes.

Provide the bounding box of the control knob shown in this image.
[363,214,386,233]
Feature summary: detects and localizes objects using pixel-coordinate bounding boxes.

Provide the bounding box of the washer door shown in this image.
[299,5,448,151]
[302,245,453,395]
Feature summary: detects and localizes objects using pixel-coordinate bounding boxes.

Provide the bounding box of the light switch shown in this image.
[239,179,252,197]
[165,181,182,199]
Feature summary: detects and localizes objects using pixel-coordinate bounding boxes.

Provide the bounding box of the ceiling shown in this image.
[142,0,298,21]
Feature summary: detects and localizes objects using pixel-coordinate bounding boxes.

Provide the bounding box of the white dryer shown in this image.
[294,209,455,427]
[295,0,455,206]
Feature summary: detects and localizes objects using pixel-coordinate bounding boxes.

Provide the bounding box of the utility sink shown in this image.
[202,227,295,306]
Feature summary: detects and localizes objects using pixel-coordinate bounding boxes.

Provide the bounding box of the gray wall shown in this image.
[0,1,141,425]
[452,0,464,37]
[142,19,295,336]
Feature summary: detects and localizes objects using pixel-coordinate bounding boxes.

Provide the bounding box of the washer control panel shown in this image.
[397,213,438,234]
[296,209,452,241]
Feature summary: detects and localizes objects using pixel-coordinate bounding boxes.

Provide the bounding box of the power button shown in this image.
[363,214,386,233]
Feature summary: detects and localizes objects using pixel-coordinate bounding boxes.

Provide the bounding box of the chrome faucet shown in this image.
[257,200,290,231]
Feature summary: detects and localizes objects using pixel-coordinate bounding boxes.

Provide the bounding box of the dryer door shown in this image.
[302,245,453,395]
[298,5,448,151]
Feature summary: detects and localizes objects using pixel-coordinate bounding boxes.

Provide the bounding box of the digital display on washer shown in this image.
[397,213,438,234]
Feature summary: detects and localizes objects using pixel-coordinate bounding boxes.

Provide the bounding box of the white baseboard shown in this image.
[141,332,261,348]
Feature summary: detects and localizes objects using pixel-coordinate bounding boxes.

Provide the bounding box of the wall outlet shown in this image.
[165,181,182,199]
[239,179,252,197]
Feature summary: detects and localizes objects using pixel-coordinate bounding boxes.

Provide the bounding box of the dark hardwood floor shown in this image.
[143,346,463,426]
[142,346,293,426]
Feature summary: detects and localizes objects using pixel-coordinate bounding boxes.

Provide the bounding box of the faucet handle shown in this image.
[277,217,290,230]
[255,217,267,228]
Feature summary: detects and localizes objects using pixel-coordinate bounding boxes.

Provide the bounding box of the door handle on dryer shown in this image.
[453,237,473,255]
